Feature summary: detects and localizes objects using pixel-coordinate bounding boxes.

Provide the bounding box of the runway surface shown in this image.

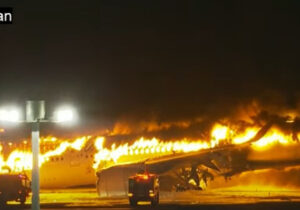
[3,188,300,209]
[4,203,300,210]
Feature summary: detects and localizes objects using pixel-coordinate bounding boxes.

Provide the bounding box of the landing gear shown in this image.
[175,166,214,191]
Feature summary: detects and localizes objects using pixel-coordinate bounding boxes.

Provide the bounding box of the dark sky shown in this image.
[0,0,300,136]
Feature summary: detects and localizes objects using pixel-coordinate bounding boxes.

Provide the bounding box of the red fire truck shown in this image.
[0,173,31,206]
[128,172,159,206]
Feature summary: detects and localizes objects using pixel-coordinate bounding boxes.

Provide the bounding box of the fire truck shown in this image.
[0,173,31,206]
[128,171,159,206]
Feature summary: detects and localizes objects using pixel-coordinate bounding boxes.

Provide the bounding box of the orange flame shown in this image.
[0,123,299,174]
[252,128,296,150]
[93,137,213,169]
[0,136,89,173]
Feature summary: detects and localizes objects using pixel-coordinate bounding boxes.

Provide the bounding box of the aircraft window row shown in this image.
[50,157,64,161]
[49,154,93,161]
[75,154,94,158]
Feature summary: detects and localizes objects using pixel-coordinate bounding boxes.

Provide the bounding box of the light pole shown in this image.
[26,100,46,210]
[31,122,40,210]
[0,101,76,210]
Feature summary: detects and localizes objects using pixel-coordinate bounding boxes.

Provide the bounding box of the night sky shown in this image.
[0,1,300,138]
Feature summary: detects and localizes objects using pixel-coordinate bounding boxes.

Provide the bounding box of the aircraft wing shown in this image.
[145,147,222,174]
[97,122,272,176]
[144,122,273,174]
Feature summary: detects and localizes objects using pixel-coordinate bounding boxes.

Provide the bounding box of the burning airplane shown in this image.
[94,116,300,197]
[0,111,300,193]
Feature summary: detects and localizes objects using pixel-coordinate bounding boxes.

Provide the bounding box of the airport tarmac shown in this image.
[4,188,300,209]
[4,202,300,210]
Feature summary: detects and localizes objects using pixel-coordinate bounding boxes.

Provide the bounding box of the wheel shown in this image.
[129,198,137,206]
[151,198,157,207]
[0,198,7,207]
[151,194,159,207]
[20,195,26,205]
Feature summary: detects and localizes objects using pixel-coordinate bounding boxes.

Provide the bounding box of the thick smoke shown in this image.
[104,90,300,143]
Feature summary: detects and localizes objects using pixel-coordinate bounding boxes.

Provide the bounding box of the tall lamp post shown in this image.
[26,101,46,210]
[0,100,76,210]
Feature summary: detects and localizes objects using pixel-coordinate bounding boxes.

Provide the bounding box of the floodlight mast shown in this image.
[26,100,45,210]
[0,101,76,210]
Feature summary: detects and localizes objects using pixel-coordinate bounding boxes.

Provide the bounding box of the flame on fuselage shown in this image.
[93,137,213,169]
[0,136,89,173]
[0,122,299,174]
[252,128,296,150]
[92,124,300,170]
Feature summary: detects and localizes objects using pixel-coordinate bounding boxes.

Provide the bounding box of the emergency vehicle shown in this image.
[0,173,31,206]
[128,171,159,206]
